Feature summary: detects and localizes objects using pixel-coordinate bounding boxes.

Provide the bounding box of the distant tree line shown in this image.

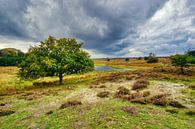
[0,48,25,66]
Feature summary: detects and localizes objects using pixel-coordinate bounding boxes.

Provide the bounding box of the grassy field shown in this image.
[0,59,195,129]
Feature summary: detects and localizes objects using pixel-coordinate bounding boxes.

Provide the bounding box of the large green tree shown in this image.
[19,36,94,84]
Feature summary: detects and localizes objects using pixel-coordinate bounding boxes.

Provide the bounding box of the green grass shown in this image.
[0,60,195,129]
[1,98,194,129]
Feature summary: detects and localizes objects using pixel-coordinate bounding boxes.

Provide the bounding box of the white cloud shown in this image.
[120,0,195,57]
[0,35,37,52]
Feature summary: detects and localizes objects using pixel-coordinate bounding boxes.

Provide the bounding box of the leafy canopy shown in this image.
[171,54,194,74]
[19,36,94,82]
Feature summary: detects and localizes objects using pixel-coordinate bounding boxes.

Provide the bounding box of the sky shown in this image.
[0,0,195,58]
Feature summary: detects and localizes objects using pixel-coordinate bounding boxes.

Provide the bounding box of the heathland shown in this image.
[0,58,195,129]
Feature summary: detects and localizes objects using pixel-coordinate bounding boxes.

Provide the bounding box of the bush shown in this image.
[60,100,82,109]
[147,57,158,63]
[138,57,142,60]
[97,91,109,98]
[116,87,130,95]
[149,94,168,106]
[125,58,129,61]
[143,91,150,97]
[144,57,148,60]
[132,79,149,90]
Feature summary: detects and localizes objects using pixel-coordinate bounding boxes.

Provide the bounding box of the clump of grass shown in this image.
[60,100,82,109]
[186,110,195,116]
[169,100,186,108]
[97,91,109,98]
[0,109,15,116]
[149,94,168,106]
[143,91,150,97]
[121,106,139,115]
[99,85,106,88]
[115,87,130,97]
[125,75,135,80]
[132,79,149,90]
[189,85,195,90]
[166,109,179,114]
[126,92,146,104]
[46,111,53,115]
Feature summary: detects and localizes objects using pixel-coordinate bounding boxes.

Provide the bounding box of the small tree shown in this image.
[171,54,190,74]
[125,58,129,61]
[147,53,158,63]
[19,36,94,84]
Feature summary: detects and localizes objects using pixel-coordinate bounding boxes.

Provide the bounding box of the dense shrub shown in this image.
[147,57,158,63]
[116,87,130,95]
[0,55,24,66]
[143,91,150,97]
[149,94,168,106]
[132,79,149,90]
[145,53,158,63]
[0,48,25,66]
[125,58,129,61]
[138,57,142,60]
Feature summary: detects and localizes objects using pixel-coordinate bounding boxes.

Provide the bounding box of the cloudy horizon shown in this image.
[0,0,195,58]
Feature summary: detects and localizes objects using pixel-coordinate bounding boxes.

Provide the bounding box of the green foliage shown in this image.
[19,36,94,84]
[0,48,25,66]
[125,58,129,61]
[187,50,195,57]
[138,57,142,60]
[0,56,24,66]
[170,54,194,74]
[146,53,158,63]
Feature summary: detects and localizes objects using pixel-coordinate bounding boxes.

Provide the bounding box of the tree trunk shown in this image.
[59,73,63,85]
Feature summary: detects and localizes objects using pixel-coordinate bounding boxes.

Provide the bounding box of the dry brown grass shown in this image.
[132,79,149,90]
[97,91,110,98]
[60,100,82,109]
[121,106,139,115]
[149,94,169,106]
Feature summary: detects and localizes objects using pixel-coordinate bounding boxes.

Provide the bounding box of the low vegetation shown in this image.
[0,48,194,128]
[97,91,110,98]
[132,79,149,90]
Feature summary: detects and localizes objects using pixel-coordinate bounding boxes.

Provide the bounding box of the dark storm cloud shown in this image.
[0,0,195,57]
[0,0,31,39]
